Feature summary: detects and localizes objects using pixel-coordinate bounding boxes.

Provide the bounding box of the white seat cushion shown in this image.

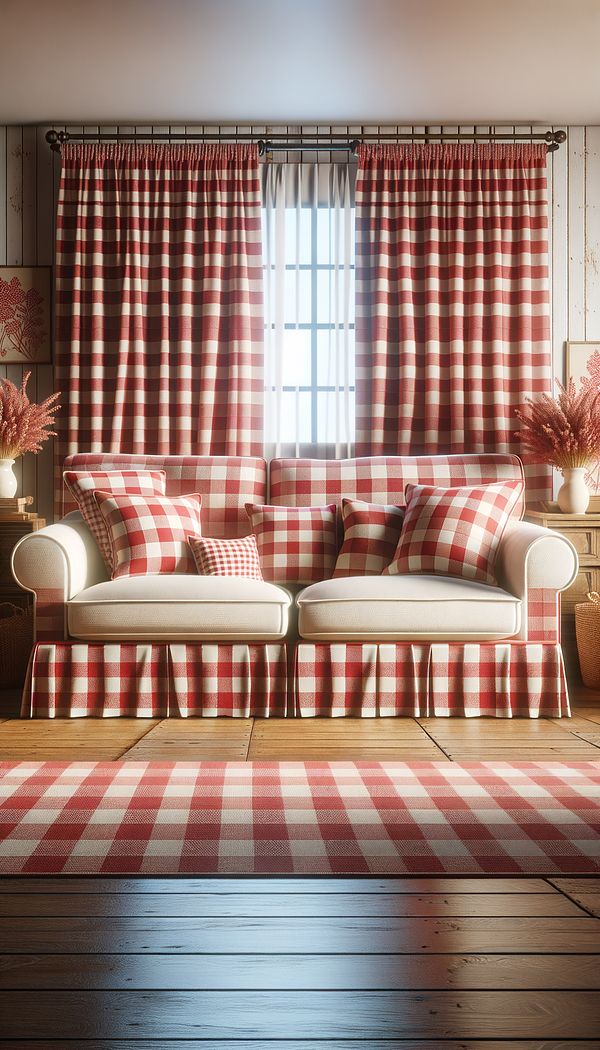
[68,575,291,641]
[296,575,521,641]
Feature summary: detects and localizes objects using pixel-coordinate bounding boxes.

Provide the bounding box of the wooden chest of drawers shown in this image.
[0,515,46,609]
[525,501,600,677]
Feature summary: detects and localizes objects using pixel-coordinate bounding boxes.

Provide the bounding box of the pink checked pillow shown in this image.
[333,499,405,577]
[245,503,338,584]
[64,469,167,572]
[189,534,263,580]
[93,491,202,579]
[383,480,523,584]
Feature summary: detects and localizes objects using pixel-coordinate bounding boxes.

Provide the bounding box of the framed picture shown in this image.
[565,340,600,392]
[0,266,52,364]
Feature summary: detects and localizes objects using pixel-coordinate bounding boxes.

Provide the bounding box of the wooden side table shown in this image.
[525,500,600,678]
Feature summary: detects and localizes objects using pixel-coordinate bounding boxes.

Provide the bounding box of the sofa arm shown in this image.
[11,514,108,640]
[496,521,578,641]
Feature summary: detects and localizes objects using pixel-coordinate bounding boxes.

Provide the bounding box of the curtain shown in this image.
[355,143,552,500]
[55,143,264,490]
[262,162,354,457]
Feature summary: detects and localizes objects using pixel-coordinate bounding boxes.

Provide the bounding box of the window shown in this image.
[262,164,355,455]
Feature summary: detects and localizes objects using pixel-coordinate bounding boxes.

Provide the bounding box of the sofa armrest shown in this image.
[496,521,578,641]
[11,513,108,640]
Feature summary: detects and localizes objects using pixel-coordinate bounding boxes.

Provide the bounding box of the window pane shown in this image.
[316,268,355,324]
[285,206,312,264]
[316,329,356,387]
[280,329,311,387]
[317,206,355,264]
[284,268,312,324]
[279,390,312,444]
[317,389,355,444]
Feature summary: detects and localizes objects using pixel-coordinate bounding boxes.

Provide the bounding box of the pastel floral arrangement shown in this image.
[515,379,600,470]
[0,371,60,458]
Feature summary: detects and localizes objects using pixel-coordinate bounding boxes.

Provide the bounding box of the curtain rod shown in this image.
[45,129,567,153]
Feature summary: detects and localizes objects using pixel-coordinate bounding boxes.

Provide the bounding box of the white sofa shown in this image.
[11,452,578,718]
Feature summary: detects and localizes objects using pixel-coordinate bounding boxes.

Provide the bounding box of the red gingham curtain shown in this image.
[355,143,552,501]
[55,143,264,493]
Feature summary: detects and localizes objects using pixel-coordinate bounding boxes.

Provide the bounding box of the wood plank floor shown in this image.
[0,876,599,1045]
[1,683,599,760]
[0,684,598,1044]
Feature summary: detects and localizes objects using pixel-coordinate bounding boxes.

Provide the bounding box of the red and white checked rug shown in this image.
[0,761,598,875]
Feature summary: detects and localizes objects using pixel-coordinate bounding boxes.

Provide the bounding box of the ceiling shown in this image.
[1,0,599,125]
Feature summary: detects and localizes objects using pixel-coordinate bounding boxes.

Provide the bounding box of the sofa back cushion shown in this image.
[63,454,267,539]
[268,454,525,517]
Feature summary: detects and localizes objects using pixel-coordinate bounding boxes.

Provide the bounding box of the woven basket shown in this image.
[0,602,33,688]
[575,592,600,689]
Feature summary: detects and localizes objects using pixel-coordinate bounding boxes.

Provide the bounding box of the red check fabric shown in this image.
[93,491,202,578]
[384,480,524,584]
[333,499,405,577]
[63,469,167,571]
[355,144,552,502]
[1,761,597,875]
[63,453,267,540]
[55,144,264,515]
[189,534,263,580]
[246,503,339,584]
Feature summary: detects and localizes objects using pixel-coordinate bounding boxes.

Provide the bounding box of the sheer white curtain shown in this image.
[262,162,355,458]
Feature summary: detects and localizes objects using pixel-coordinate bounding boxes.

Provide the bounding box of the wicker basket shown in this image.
[575,591,600,688]
[0,602,33,688]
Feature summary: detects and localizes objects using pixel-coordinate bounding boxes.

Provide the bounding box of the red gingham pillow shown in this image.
[333,499,405,577]
[189,534,263,580]
[93,491,202,579]
[63,469,167,572]
[245,503,338,584]
[383,480,524,584]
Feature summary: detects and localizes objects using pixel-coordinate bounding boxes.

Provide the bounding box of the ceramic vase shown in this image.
[0,459,17,499]
[557,467,590,514]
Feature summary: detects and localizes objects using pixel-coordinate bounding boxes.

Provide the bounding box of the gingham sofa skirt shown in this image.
[22,640,569,718]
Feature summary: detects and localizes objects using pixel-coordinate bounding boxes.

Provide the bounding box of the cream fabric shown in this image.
[496,521,578,640]
[297,575,521,641]
[68,575,291,641]
[12,512,108,599]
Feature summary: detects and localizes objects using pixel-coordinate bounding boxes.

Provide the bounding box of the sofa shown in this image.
[12,452,578,718]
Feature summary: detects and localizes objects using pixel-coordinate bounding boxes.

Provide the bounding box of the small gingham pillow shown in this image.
[64,469,167,572]
[93,491,202,579]
[189,534,263,580]
[333,499,405,577]
[383,480,524,584]
[245,503,338,584]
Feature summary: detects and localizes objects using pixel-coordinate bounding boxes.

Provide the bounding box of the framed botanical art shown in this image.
[566,340,600,392]
[0,266,52,364]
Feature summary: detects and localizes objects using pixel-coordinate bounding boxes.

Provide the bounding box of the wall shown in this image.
[0,122,598,521]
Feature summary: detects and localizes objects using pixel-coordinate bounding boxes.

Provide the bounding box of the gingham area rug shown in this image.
[0,761,598,875]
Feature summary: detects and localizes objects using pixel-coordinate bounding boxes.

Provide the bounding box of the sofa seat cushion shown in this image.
[296,575,521,641]
[67,576,291,642]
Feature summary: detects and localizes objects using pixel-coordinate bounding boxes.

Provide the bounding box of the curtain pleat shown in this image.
[55,143,264,507]
[354,143,552,501]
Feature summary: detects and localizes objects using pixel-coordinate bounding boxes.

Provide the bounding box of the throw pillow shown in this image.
[93,491,202,578]
[245,502,338,584]
[333,498,405,577]
[383,479,524,584]
[63,469,167,572]
[189,534,263,580]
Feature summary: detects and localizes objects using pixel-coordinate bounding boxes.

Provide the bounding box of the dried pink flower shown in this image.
[515,379,600,470]
[0,372,60,458]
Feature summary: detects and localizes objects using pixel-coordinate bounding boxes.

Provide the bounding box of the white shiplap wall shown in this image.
[0,123,597,520]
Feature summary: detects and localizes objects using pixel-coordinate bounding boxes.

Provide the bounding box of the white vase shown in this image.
[557,467,590,514]
[0,458,17,499]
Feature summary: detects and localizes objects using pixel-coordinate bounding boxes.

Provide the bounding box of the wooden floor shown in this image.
[0,684,598,1045]
[0,683,599,761]
[0,875,598,1045]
